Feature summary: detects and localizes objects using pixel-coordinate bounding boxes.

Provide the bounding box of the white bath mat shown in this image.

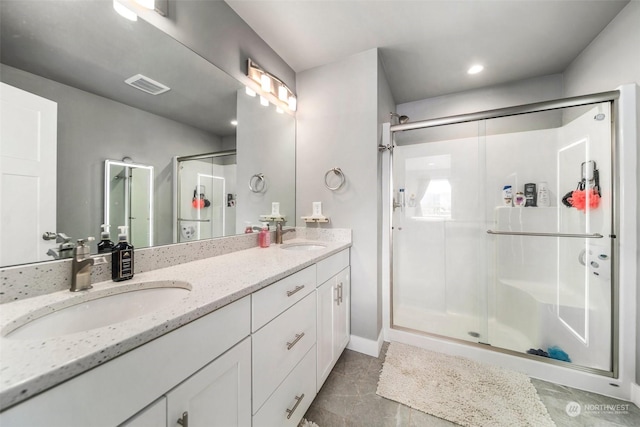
[298,418,320,427]
[377,342,555,427]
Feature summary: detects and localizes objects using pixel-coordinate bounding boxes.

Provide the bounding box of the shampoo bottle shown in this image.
[112,226,134,282]
[259,223,270,248]
[98,224,114,254]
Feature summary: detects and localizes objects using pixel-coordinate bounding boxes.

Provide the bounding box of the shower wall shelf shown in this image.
[301,216,330,223]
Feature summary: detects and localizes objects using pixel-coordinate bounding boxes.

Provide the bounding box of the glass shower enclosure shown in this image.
[174,151,237,243]
[391,97,616,374]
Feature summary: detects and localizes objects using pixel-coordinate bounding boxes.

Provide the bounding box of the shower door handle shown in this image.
[486,230,603,238]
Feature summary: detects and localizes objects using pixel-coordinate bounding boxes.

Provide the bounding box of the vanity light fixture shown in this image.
[467,64,484,75]
[134,0,154,9]
[245,87,257,97]
[247,58,296,113]
[276,107,284,114]
[260,96,269,107]
[113,0,137,21]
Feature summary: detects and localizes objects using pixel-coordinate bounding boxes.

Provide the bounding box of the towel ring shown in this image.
[324,167,345,191]
[249,173,266,193]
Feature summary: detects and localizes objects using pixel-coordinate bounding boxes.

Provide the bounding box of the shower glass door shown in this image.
[392,121,488,343]
[391,100,614,373]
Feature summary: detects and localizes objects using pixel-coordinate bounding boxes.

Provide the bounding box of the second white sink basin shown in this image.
[280,242,327,251]
[4,282,191,340]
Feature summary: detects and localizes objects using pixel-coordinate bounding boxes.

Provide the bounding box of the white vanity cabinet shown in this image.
[1,296,251,427]
[1,245,352,427]
[252,266,318,427]
[316,250,351,390]
[165,337,251,427]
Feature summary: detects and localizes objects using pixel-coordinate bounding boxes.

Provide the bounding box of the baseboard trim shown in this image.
[631,382,640,408]
[347,331,384,357]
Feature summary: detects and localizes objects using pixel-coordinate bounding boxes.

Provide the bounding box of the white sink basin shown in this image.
[280,242,327,251]
[4,283,191,340]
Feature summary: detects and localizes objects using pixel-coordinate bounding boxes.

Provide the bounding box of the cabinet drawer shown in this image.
[252,265,316,332]
[252,292,316,413]
[253,346,316,427]
[316,249,349,286]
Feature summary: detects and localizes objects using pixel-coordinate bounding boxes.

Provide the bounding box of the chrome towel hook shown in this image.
[249,173,266,193]
[324,167,345,191]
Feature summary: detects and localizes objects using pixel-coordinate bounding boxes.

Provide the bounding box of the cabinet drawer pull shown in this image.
[285,393,305,419]
[286,332,305,350]
[286,285,305,297]
[177,411,188,427]
[338,282,343,304]
[334,285,340,304]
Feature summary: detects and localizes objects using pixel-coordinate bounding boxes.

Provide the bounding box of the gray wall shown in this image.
[296,49,382,344]
[562,0,640,386]
[138,0,295,92]
[1,64,222,247]
[236,90,296,232]
[397,74,564,120]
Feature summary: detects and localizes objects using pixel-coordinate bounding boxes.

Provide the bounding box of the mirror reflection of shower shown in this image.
[104,159,154,248]
[174,151,237,243]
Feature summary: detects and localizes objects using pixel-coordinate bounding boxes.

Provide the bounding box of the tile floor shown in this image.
[303,343,640,426]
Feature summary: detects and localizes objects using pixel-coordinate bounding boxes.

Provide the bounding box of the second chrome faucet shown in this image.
[71,238,106,292]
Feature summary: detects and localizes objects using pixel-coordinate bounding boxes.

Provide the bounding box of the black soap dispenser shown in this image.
[98,224,114,254]
[112,225,134,282]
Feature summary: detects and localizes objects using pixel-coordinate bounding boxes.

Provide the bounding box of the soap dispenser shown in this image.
[259,222,270,248]
[98,224,114,254]
[112,226,134,282]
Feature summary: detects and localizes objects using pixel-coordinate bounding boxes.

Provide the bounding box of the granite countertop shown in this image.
[0,237,351,410]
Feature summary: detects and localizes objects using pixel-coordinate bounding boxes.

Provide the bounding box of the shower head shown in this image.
[390,112,409,124]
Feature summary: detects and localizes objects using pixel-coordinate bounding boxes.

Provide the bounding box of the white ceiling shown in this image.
[226,0,629,104]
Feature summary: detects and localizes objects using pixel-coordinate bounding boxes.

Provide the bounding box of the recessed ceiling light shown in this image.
[468,64,484,75]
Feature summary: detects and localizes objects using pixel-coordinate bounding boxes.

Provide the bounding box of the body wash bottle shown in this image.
[112,226,134,281]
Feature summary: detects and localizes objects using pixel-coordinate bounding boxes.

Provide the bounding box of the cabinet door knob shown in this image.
[177,411,188,427]
[285,393,305,419]
[286,332,305,350]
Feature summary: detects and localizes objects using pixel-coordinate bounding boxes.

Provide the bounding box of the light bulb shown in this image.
[113,0,137,21]
[261,74,271,92]
[230,120,238,126]
[278,86,288,102]
[245,86,256,97]
[288,96,297,112]
[134,0,155,9]
[260,96,269,107]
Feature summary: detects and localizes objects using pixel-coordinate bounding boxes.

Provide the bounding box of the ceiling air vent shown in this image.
[124,74,170,95]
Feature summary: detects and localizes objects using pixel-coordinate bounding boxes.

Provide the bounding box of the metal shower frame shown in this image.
[385,90,620,377]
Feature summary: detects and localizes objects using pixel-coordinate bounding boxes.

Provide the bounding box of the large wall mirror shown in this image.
[0,0,296,267]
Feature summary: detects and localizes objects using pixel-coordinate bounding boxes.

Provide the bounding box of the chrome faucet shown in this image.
[275,223,295,244]
[71,238,106,292]
[44,232,75,260]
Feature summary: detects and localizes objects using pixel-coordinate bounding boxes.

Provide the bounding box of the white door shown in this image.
[0,83,57,266]
[166,337,251,427]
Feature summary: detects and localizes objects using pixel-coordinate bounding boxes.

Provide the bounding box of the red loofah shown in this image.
[569,189,600,211]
